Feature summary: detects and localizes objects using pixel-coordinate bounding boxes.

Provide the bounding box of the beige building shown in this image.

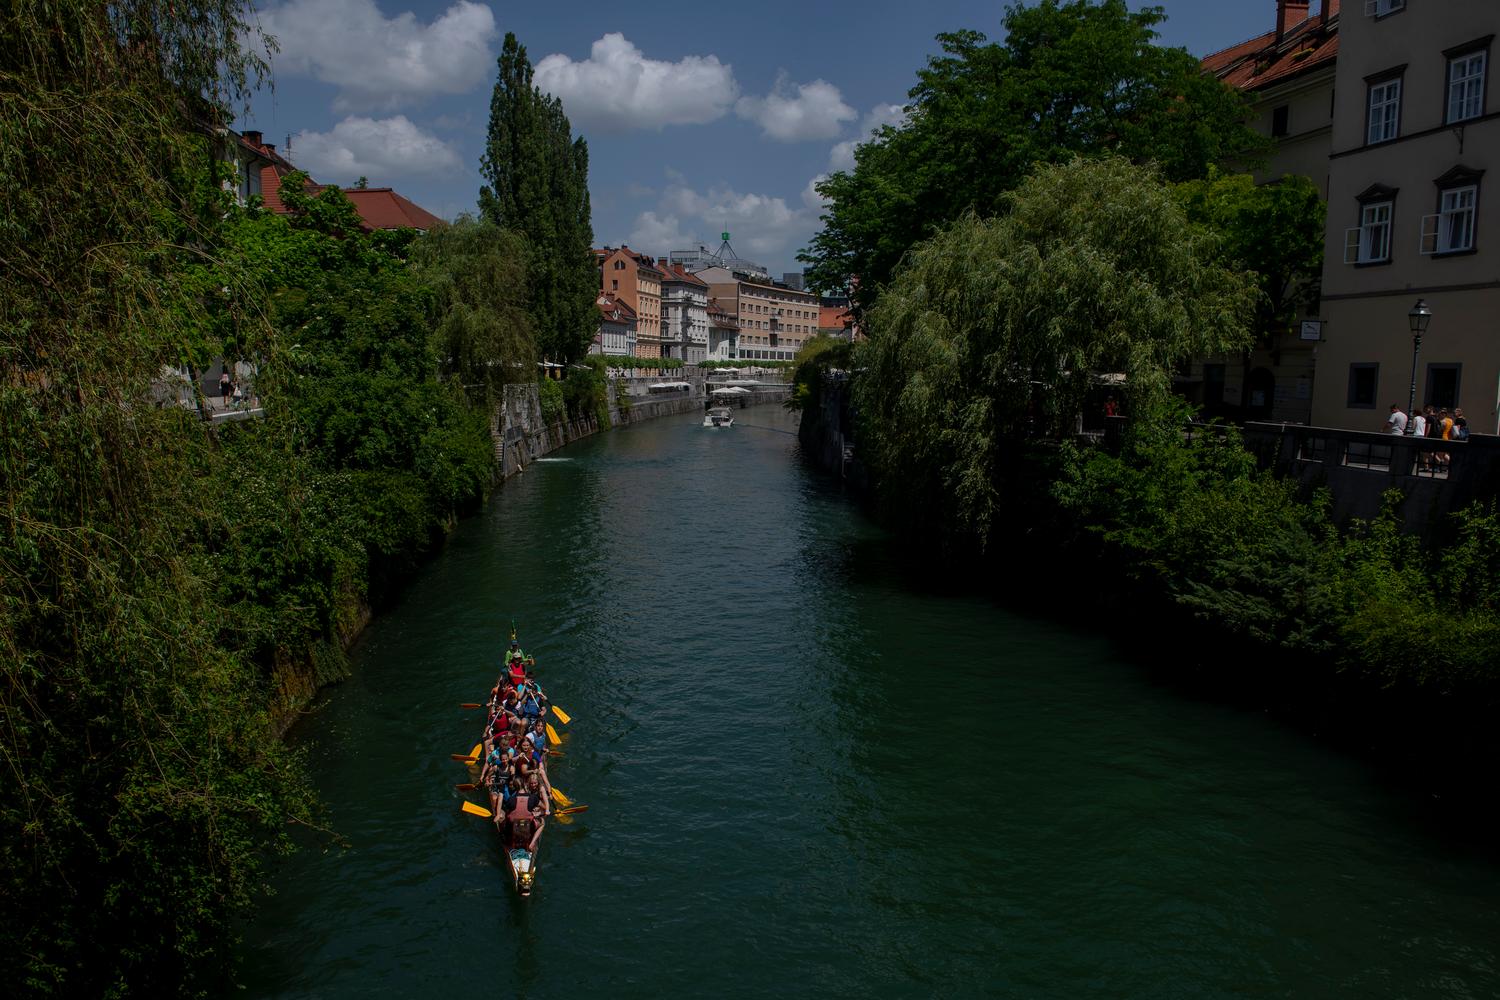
[596,246,663,358]
[697,265,819,362]
[1196,0,1340,423]
[1312,0,1499,431]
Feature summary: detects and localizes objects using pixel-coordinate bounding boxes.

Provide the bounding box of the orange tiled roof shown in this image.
[1202,2,1338,94]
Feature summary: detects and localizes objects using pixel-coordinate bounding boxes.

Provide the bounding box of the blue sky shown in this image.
[240,0,1291,273]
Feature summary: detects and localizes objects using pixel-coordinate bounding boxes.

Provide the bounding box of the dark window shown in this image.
[1348,363,1379,409]
[1203,364,1226,407]
[1271,105,1290,137]
[1425,363,1462,409]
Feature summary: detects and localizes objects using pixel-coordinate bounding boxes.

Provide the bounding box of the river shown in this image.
[236,406,1500,999]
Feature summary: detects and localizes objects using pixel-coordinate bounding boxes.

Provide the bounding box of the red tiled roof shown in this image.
[1202,2,1338,94]
[707,298,739,328]
[341,188,445,231]
[661,262,708,287]
[596,292,637,322]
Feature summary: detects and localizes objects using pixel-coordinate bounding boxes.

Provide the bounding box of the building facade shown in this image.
[1197,0,1341,423]
[591,292,638,357]
[697,265,820,362]
[660,263,710,363]
[596,247,663,358]
[707,299,740,360]
[1312,0,1500,431]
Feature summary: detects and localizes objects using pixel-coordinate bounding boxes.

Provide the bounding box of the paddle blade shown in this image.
[555,805,589,817]
[470,743,483,760]
[460,703,482,709]
[551,788,573,808]
[545,724,561,747]
[550,706,572,725]
[454,783,477,791]
[461,801,492,818]
[450,753,479,763]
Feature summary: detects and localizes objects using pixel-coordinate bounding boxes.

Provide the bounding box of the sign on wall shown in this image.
[1299,320,1324,341]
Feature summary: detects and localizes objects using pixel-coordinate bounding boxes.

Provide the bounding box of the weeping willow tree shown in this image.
[853,156,1259,549]
[409,215,536,403]
[0,4,317,995]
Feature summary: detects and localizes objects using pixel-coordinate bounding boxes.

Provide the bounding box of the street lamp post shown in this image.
[1406,298,1433,434]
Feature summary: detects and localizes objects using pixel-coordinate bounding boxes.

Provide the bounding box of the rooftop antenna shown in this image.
[714,226,741,266]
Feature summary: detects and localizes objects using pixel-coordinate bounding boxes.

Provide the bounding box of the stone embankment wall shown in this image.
[797,376,868,494]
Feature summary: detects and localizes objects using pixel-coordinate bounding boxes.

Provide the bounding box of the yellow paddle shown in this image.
[551,787,573,808]
[461,801,492,818]
[545,723,562,747]
[550,705,572,725]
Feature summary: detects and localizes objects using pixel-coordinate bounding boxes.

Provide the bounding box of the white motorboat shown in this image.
[703,406,735,428]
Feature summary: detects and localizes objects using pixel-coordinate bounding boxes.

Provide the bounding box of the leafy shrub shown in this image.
[537,377,566,426]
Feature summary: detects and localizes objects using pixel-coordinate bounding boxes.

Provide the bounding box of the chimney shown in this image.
[242,130,262,146]
[1277,0,1311,40]
[1322,0,1335,27]
[263,143,276,154]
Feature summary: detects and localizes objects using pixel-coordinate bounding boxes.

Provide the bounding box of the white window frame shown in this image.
[1367,78,1402,144]
[1363,0,1406,16]
[1345,201,1393,264]
[1447,51,1487,124]
[1420,185,1478,255]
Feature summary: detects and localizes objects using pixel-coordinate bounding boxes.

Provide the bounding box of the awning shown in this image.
[649,381,691,390]
[712,385,751,394]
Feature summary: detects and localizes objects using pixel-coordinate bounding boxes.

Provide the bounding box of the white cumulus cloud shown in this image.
[260,0,497,112]
[629,210,692,252]
[829,102,909,171]
[535,33,738,132]
[622,177,826,266]
[292,116,463,183]
[735,75,856,142]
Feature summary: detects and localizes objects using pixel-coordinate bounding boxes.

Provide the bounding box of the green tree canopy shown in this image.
[1,3,319,994]
[409,215,536,402]
[479,32,595,362]
[853,157,1258,547]
[801,0,1266,309]
[1175,171,1326,342]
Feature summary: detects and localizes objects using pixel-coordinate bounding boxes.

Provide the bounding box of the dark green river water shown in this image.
[237,407,1500,999]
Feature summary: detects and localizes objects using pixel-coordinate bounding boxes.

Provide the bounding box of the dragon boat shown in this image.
[458,630,577,898]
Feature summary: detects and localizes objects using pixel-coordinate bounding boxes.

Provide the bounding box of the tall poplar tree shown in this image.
[479,33,596,362]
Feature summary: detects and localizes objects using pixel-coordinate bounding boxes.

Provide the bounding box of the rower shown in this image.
[525,718,547,757]
[517,686,544,725]
[505,783,547,853]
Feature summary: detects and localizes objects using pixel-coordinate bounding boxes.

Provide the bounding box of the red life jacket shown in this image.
[507,795,538,848]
